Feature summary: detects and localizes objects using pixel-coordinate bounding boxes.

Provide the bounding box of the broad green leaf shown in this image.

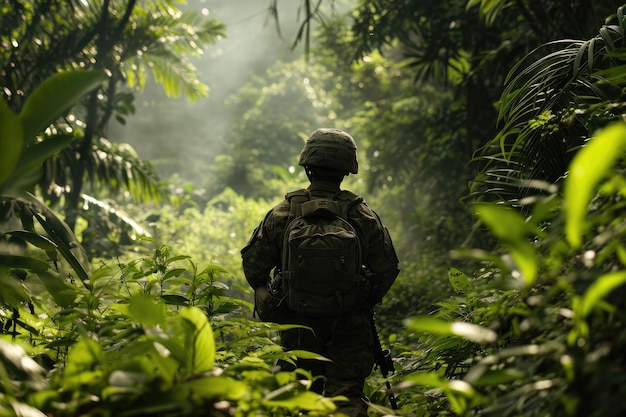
[228,355,270,371]
[162,268,187,280]
[565,122,626,248]
[13,133,76,173]
[508,241,538,286]
[405,317,497,344]
[165,277,194,286]
[404,372,476,414]
[283,349,331,361]
[89,264,114,284]
[210,281,229,290]
[63,338,103,383]
[19,70,105,142]
[450,322,498,344]
[164,255,191,265]
[161,294,190,305]
[0,254,49,272]
[448,267,472,293]
[579,271,626,318]
[474,203,538,285]
[45,338,78,349]
[27,200,90,287]
[0,270,32,307]
[208,300,240,315]
[174,376,249,402]
[470,368,525,386]
[36,272,79,307]
[263,389,337,412]
[466,0,483,11]
[180,306,215,374]
[596,64,626,84]
[474,203,531,241]
[404,371,446,387]
[2,161,44,195]
[107,370,146,388]
[197,263,230,284]
[404,372,475,395]
[405,316,453,335]
[109,303,130,316]
[128,294,167,325]
[7,230,58,262]
[0,339,44,376]
[0,97,24,185]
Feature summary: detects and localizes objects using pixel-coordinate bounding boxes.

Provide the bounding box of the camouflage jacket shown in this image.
[241,181,399,307]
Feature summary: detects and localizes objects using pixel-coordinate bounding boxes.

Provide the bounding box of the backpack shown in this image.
[281,190,363,317]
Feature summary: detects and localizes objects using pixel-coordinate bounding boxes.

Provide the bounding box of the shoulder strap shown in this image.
[285,189,363,219]
[285,189,310,217]
[332,190,364,219]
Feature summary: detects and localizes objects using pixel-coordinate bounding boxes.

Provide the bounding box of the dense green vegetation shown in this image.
[2,0,626,416]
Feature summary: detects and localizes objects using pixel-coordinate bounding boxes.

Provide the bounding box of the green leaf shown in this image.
[471,368,525,386]
[6,230,58,262]
[0,254,49,272]
[0,339,45,376]
[404,371,476,396]
[14,133,76,172]
[174,376,248,402]
[263,389,337,412]
[128,294,167,325]
[508,241,538,287]
[37,272,79,307]
[404,371,445,387]
[474,203,538,285]
[162,268,187,280]
[448,267,472,293]
[198,263,229,279]
[0,270,32,307]
[284,349,332,361]
[45,338,78,349]
[164,255,191,265]
[27,200,90,287]
[18,70,105,142]
[405,317,497,344]
[207,300,240,315]
[579,271,626,318]
[2,162,44,195]
[565,122,626,247]
[474,203,531,241]
[0,97,24,186]
[161,294,190,305]
[466,0,483,10]
[180,307,215,374]
[63,338,103,379]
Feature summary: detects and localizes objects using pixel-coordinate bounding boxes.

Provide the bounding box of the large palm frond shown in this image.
[121,6,225,100]
[472,5,626,205]
[40,136,167,206]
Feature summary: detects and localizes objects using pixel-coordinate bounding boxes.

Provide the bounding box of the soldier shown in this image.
[241,128,400,416]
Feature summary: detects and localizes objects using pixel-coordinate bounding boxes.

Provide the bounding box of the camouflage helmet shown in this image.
[298,128,358,174]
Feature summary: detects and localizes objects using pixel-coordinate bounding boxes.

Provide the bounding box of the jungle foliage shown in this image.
[1,0,626,416]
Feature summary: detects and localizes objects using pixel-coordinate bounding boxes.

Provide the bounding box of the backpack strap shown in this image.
[332,190,364,219]
[286,188,363,218]
[285,189,310,218]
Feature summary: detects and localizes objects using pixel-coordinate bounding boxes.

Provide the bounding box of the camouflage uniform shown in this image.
[241,180,399,417]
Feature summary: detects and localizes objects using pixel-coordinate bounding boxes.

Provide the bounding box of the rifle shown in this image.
[368,309,398,410]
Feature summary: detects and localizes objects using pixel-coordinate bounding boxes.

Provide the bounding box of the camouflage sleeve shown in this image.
[355,204,400,305]
[241,210,280,289]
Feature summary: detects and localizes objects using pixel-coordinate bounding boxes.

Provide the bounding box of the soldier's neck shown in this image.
[308,181,342,193]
